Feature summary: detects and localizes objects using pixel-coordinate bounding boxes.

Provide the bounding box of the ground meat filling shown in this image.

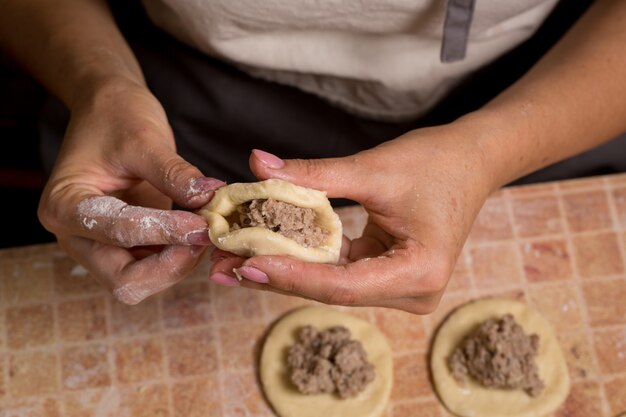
[287,325,375,398]
[448,314,545,397]
[231,199,327,247]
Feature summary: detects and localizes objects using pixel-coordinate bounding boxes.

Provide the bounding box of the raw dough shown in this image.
[199,179,342,263]
[260,306,393,417]
[431,298,570,417]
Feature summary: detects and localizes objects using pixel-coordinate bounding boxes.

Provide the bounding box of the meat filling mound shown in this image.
[232,198,326,247]
[448,314,545,397]
[287,325,375,398]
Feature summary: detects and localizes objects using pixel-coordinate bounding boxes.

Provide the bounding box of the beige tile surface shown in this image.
[0,173,625,416]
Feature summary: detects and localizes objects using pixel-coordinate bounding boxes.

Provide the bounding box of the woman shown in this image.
[1,0,624,313]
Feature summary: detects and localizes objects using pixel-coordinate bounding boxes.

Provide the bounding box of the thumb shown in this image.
[127,144,225,209]
[249,149,366,201]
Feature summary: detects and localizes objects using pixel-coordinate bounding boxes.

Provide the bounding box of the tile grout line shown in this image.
[3,320,221,356]
[602,177,626,415]
[517,275,624,291]
[555,182,611,417]
[209,283,228,417]
[52,296,68,416]
[153,293,176,417]
[467,227,619,250]
[502,189,529,301]
[103,296,117,400]
[604,178,626,278]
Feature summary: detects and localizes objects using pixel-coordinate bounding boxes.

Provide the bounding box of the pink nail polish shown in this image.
[234,266,269,283]
[191,177,226,195]
[209,273,241,287]
[186,230,211,245]
[252,149,284,169]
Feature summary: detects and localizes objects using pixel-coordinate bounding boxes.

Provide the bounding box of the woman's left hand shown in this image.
[209,119,497,314]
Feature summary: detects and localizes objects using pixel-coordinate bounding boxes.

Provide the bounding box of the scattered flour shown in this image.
[112,283,153,305]
[83,218,98,230]
[77,195,127,219]
[71,264,89,277]
[75,195,200,246]
[77,196,126,233]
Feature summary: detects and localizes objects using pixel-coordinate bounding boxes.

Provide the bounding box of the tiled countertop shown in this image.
[1,174,626,417]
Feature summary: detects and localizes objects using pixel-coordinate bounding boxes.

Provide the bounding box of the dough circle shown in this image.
[430,298,570,417]
[260,306,393,417]
[199,179,342,263]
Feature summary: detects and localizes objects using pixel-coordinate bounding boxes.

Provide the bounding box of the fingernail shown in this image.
[186,230,211,245]
[209,273,241,287]
[252,149,284,169]
[234,266,269,283]
[190,177,226,195]
[190,245,206,257]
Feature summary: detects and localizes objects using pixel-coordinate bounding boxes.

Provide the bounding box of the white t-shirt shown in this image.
[141,0,559,121]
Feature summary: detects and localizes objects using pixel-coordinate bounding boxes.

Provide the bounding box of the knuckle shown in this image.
[419,252,454,295]
[106,221,134,248]
[162,156,193,187]
[37,199,58,232]
[38,187,67,233]
[293,159,327,182]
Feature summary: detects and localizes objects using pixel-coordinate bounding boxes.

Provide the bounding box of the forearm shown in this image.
[462,0,626,189]
[0,0,144,109]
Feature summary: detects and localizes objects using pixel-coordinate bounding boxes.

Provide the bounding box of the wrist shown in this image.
[69,74,148,114]
[451,109,529,192]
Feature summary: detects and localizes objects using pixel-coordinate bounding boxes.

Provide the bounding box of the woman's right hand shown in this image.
[38,79,224,304]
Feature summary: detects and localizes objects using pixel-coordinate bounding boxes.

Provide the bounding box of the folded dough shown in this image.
[198,179,342,263]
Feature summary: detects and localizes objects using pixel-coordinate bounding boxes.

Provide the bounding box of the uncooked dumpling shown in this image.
[199,179,342,263]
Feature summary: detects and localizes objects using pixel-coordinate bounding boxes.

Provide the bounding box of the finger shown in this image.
[249,149,373,201]
[236,276,439,314]
[365,295,443,315]
[60,235,207,304]
[339,235,352,264]
[71,195,212,247]
[349,223,395,260]
[210,248,238,263]
[120,180,171,210]
[348,237,385,261]
[239,246,431,305]
[208,255,245,287]
[127,144,225,208]
[237,280,322,304]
